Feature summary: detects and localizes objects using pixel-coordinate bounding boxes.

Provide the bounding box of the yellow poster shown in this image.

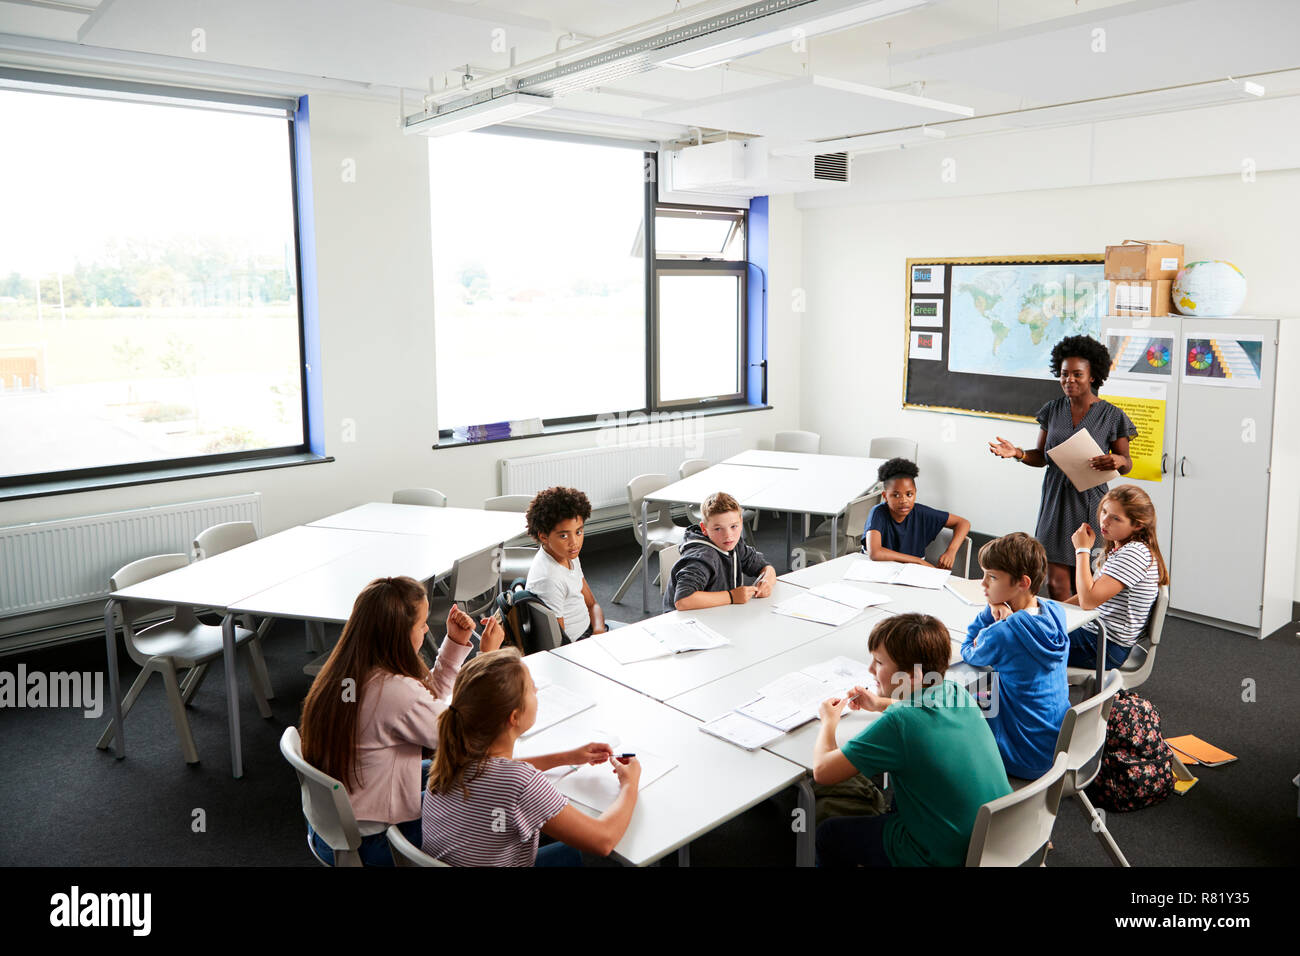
[1101,383,1166,483]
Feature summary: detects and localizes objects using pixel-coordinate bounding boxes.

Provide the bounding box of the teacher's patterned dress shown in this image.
[1033,396,1138,566]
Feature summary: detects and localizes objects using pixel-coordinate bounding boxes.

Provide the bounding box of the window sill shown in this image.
[433,403,774,450]
[0,452,334,503]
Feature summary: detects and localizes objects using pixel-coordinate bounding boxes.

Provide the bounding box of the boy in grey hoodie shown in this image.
[665,492,777,612]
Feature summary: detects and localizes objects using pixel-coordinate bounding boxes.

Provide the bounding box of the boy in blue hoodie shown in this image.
[666,492,776,612]
[960,532,1070,780]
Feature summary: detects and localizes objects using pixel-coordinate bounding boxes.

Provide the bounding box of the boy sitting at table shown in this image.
[525,486,608,643]
[863,458,970,568]
[665,492,777,612]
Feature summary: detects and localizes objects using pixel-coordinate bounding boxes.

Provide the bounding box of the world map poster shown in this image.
[947,264,1108,380]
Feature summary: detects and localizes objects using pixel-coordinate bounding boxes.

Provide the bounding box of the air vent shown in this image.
[814,152,849,181]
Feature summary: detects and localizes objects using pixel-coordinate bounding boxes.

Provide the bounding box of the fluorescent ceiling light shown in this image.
[770,125,944,156]
[403,92,551,136]
[1002,77,1269,129]
[655,0,929,71]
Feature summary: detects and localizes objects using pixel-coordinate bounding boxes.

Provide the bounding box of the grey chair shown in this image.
[387,824,450,867]
[280,727,363,867]
[967,752,1069,867]
[193,520,279,674]
[484,494,536,587]
[658,543,682,607]
[924,527,974,578]
[679,458,756,542]
[613,473,685,608]
[774,431,821,535]
[1050,670,1128,867]
[97,553,273,765]
[392,488,447,507]
[793,492,880,566]
[1066,585,1170,693]
[524,601,567,654]
[869,436,918,463]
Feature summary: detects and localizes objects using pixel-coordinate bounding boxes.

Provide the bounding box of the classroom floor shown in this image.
[2,516,1297,867]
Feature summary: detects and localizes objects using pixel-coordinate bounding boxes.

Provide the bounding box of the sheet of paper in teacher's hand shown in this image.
[1046,428,1121,492]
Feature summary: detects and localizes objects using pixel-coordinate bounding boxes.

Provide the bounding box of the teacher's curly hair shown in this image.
[877,457,920,485]
[1049,335,1112,391]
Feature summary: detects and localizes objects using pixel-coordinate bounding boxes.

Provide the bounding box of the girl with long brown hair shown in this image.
[422,648,640,866]
[299,575,503,865]
[1066,484,1169,670]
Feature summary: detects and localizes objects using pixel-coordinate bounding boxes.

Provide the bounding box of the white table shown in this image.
[634,451,883,611]
[309,502,524,542]
[515,652,805,867]
[555,582,858,701]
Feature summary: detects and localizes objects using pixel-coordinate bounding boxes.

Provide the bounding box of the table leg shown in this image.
[785,512,793,570]
[830,514,839,559]
[222,612,243,779]
[640,498,650,615]
[677,843,690,867]
[103,600,125,760]
[796,776,816,867]
[1095,619,1107,695]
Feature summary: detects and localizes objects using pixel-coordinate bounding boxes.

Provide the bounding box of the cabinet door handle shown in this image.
[1179,456,1187,477]
[1161,452,1168,474]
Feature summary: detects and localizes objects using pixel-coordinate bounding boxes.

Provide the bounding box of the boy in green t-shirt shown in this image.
[812,613,1012,867]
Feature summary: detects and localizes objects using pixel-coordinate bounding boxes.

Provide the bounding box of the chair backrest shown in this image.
[193,521,257,560]
[1055,670,1124,793]
[774,430,820,454]
[924,527,972,577]
[626,473,675,540]
[659,544,682,603]
[279,727,363,867]
[387,824,450,867]
[966,752,1069,867]
[1146,584,1170,646]
[483,494,531,513]
[110,553,190,630]
[392,488,447,508]
[450,542,501,607]
[524,601,566,653]
[843,492,880,538]
[869,436,918,462]
[679,458,709,479]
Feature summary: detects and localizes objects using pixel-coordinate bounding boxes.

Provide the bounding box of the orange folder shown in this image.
[1165,735,1237,767]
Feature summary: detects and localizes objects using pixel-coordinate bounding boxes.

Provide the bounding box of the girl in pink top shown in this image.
[299,575,503,866]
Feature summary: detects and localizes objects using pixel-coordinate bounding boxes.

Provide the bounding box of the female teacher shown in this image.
[988,335,1137,601]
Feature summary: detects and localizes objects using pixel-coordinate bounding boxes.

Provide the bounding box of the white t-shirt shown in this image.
[1083,540,1160,648]
[526,548,589,639]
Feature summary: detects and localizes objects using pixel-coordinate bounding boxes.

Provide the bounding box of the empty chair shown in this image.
[1053,670,1129,866]
[1066,585,1170,693]
[434,542,502,634]
[869,436,918,463]
[387,824,450,867]
[392,488,447,508]
[791,492,880,567]
[279,727,363,867]
[966,752,1069,867]
[924,527,974,578]
[98,554,273,765]
[679,458,757,541]
[774,430,821,454]
[193,520,278,672]
[658,543,682,606]
[483,494,536,587]
[613,474,686,609]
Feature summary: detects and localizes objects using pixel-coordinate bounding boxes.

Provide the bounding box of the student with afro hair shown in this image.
[524,486,607,642]
[988,334,1137,600]
[862,457,970,568]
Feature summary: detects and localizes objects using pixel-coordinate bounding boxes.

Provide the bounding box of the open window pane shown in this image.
[657,273,742,403]
[429,134,646,429]
[0,89,304,482]
[654,213,743,258]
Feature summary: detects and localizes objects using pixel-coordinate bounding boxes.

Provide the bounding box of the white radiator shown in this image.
[500,429,745,511]
[0,494,262,618]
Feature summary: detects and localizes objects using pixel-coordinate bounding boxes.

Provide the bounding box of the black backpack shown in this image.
[492,586,553,655]
[1086,690,1176,812]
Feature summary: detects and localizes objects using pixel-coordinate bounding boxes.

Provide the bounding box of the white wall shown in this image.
[797,166,1300,598]
[0,94,801,537]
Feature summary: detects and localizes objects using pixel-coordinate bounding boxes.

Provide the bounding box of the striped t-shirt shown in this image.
[422,757,568,867]
[1082,541,1160,647]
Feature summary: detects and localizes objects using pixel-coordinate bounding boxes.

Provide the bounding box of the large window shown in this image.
[428,136,751,435]
[0,80,306,486]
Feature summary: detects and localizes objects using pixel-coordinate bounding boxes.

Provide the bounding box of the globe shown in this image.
[1172,260,1247,316]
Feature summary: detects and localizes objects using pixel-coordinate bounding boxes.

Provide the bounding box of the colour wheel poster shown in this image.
[1182,334,1264,388]
[1105,329,1174,379]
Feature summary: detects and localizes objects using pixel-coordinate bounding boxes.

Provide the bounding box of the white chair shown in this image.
[445,541,502,622]
[1055,670,1129,867]
[1066,585,1170,693]
[791,492,880,566]
[483,495,536,587]
[869,436,918,462]
[658,543,681,606]
[678,458,757,541]
[773,431,822,534]
[279,727,363,867]
[97,554,273,765]
[966,752,1069,867]
[392,488,447,507]
[387,824,450,867]
[924,527,974,578]
[613,474,686,607]
[193,520,279,674]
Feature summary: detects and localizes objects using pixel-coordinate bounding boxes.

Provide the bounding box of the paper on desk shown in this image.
[944,577,986,606]
[521,682,596,738]
[699,712,784,750]
[800,656,877,693]
[894,564,951,590]
[738,671,836,731]
[556,751,676,812]
[1046,428,1120,492]
[772,592,860,627]
[844,559,906,584]
[645,617,730,653]
[809,582,890,610]
[599,625,673,664]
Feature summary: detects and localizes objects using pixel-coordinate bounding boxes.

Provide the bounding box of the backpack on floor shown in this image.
[1086,689,1176,812]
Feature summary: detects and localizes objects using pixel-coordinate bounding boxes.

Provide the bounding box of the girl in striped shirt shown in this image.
[422,648,640,866]
[1066,485,1168,670]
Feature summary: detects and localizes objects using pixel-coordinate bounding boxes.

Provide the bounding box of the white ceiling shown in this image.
[1,0,1296,146]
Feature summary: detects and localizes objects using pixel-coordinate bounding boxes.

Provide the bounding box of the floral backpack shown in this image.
[1086,690,1175,812]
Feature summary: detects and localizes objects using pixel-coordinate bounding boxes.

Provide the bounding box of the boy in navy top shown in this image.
[862,458,970,569]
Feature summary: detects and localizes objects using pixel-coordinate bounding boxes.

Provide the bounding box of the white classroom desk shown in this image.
[515,652,805,867]
[634,451,883,611]
[554,581,844,701]
[104,526,375,778]
[780,554,1100,636]
[308,502,524,543]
